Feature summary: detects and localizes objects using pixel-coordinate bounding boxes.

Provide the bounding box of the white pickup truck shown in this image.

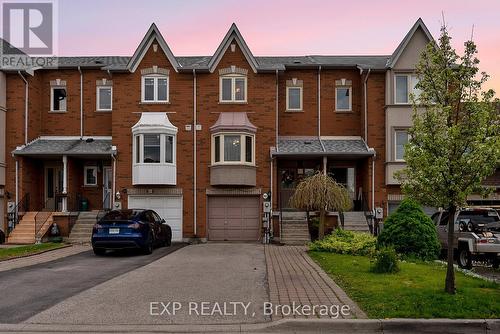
[431,208,500,269]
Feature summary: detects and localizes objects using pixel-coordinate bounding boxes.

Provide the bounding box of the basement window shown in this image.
[51,87,67,112]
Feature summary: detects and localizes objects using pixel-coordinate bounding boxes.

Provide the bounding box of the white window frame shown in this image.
[133,133,176,166]
[394,129,410,162]
[84,166,98,186]
[335,86,352,112]
[141,74,169,103]
[211,132,255,165]
[394,74,421,105]
[96,86,113,111]
[286,86,303,111]
[219,75,247,103]
[50,86,67,112]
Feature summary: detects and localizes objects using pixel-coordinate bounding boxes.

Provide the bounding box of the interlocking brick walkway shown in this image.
[265,245,367,320]
[0,245,90,272]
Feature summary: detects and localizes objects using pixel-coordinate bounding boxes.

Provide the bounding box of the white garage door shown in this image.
[128,195,183,242]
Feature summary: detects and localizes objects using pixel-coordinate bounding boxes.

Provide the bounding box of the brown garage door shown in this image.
[208,196,260,241]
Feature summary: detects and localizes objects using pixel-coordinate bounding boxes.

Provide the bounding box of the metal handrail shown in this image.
[34,197,55,240]
[7,193,30,233]
[361,192,375,234]
[97,192,111,222]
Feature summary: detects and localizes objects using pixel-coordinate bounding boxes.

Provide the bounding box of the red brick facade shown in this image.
[2,25,391,240]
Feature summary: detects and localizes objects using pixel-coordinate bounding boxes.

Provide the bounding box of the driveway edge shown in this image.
[0,319,498,333]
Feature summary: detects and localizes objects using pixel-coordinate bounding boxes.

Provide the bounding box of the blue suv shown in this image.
[91,209,172,255]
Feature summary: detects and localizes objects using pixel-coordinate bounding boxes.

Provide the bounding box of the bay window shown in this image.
[134,133,175,164]
[394,129,410,161]
[212,133,254,165]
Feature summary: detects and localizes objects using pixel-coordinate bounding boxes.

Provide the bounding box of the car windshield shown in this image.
[101,210,142,221]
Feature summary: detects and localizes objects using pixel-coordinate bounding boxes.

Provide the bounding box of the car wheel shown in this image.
[457,248,473,269]
[93,248,106,256]
[143,234,154,255]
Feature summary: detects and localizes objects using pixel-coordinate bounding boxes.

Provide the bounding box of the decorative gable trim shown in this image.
[208,23,258,73]
[218,66,248,76]
[141,66,170,76]
[50,79,66,87]
[96,78,113,86]
[127,23,180,73]
[387,18,434,69]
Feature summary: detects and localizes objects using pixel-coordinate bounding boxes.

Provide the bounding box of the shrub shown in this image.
[371,246,400,273]
[378,198,440,261]
[309,228,376,256]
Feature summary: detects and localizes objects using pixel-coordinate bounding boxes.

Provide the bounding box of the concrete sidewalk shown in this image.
[0,244,90,272]
[0,318,498,333]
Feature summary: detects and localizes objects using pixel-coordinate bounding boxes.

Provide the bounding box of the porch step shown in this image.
[281,214,310,245]
[68,212,99,244]
[7,212,37,244]
[342,211,370,233]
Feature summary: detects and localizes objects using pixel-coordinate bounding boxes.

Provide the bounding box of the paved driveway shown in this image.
[0,244,185,324]
[25,243,270,325]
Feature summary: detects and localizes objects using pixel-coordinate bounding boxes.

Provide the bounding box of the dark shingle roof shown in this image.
[13,138,114,156]
[273,136,374,157]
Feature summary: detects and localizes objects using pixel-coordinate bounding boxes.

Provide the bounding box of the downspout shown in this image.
[192,69,197,238]
[14,157,18,222]
[363,68,371,141]
[111,153,116,209]
[275,69,279,151]
[18,71,28,145]
[78,66,83,138]
[318,66,325,152]
[372,152,376,213]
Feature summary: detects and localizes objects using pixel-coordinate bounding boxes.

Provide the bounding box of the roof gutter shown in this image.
[17,71,29,145]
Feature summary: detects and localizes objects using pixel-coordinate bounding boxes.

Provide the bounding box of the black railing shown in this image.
[7,193,30,233]
[97,192,111,222]
[361,192,375,235]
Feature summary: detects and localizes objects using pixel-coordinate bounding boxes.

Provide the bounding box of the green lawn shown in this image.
[309,251,500,318]
[0,243,67,261]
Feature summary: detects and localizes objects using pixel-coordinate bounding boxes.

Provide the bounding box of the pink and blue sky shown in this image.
[57,0,500,93]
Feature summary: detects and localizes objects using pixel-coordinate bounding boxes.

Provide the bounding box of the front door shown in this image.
[103,167,112,209]
[45,166,63,211]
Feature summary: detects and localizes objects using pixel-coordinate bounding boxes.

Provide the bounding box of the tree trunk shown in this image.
[319,209,326,240]
[445,205,457,294]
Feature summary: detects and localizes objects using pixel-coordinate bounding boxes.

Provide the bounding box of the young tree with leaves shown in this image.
[289,172,352,239]
[397,23,500,294]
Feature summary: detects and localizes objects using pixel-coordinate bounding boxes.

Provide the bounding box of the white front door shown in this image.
[103,167,112,209]
[128,195,183,241]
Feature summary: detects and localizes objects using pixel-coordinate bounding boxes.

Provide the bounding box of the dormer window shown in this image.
[132,112,177,185]
[140,67,170,103]
[219,67,248,103]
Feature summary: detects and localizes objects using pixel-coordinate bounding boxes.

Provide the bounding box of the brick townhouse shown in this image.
[1,18,498,244]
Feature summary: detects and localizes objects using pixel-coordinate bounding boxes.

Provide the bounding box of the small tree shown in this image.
[290,172,352,239]
[397,23,500,294]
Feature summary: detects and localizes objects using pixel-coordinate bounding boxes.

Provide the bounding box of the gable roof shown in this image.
[208,23,259,73]
[387,18,434,68]
[126,23,180,73]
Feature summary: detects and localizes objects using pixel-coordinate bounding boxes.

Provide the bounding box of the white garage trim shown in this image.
[128,195,183,242]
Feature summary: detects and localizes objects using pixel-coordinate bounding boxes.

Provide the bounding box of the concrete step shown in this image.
[281,212,308,220]
[7,237,36,244]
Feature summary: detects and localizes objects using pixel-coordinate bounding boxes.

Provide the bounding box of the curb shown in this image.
[0,319,498,333]
[0,244,72,263]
